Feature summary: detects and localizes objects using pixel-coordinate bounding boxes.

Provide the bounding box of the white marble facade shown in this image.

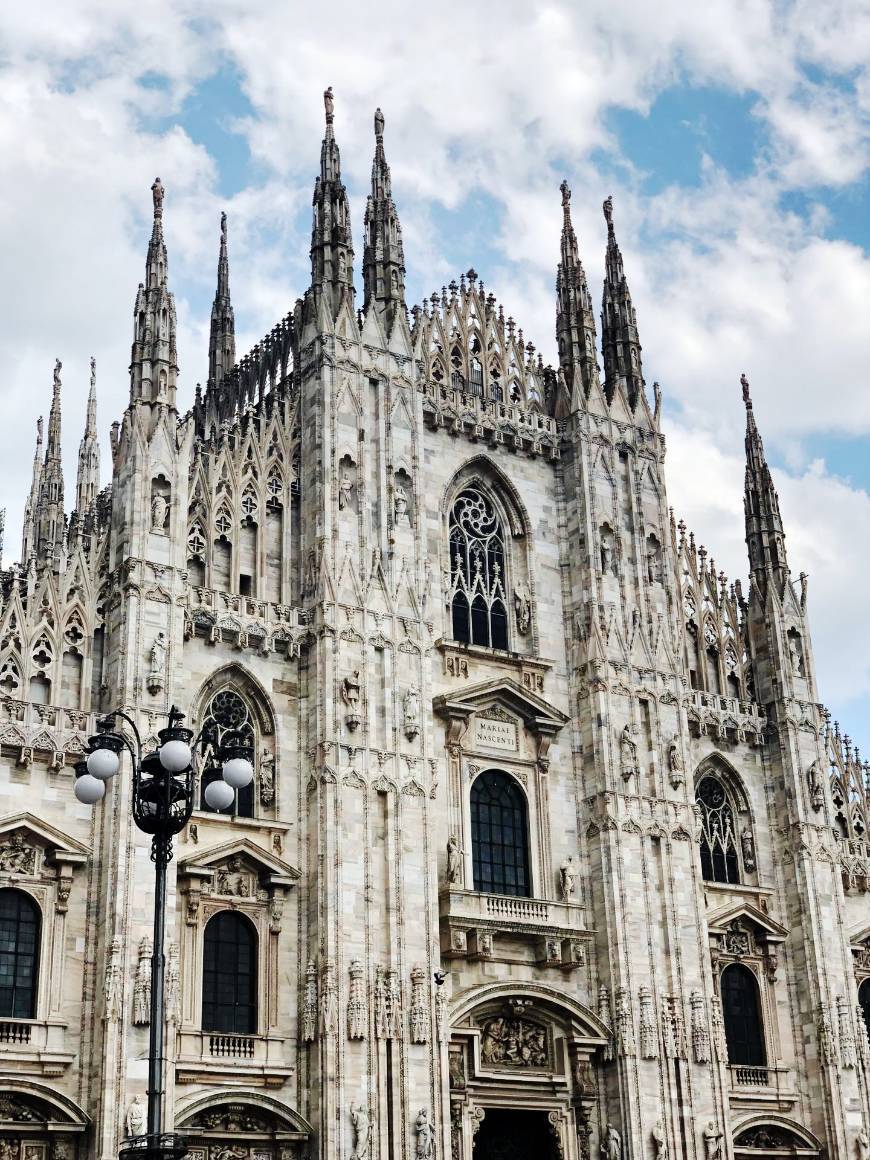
[0,96,868,1160]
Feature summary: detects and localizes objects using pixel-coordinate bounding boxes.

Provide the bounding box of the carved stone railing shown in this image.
[0,1019,32,1044]
[439,888,590,970]
[187,589,310,654]
[175,1028,292,1085]
[732,1065,769,1087]
[0,1017,74,1077]
[727,1064,795,1105]
[0,696,93,769]
[422,383,560,458]
[686,691,766,746]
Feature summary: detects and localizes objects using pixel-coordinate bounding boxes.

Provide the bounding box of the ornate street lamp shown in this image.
[76,705,254,1160]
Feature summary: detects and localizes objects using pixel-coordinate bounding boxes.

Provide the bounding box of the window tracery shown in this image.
[200,690,256,817]
[448,489,509,650]
[696,775,741,884]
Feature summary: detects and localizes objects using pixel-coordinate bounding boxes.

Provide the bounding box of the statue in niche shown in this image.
[414,1109,435,1159]
[147,632,167,694]
[601,1122,621,1159]
[341,671,361,710]
[394,484,410,525]
[403,686,420,739]
[150,492,168,533]
[856,1126,870,1160]
[667,741,684,788]
[259,749,275,806]
[559,855,577,900]
[646,537,662,584]
[600,527,615,576]
[446,835,463,884]
[126,1095,146,1138]
[652,1120,667,1158]
[0,832,36,875]
[350,1104,371,1160]
[788,632,805,676]
[338,471,354,511]
[702,1122,723,1159]
[619,725,638,782]
[807,761,824,811]
[513,582,532,635]
[740,828,756,872]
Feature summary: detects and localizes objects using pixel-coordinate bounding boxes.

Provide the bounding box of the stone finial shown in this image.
[151,177,164,217]
[323,85,334,125]
[374,107,384,140]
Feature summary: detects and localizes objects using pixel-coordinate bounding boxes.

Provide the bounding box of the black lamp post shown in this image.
[76,705,254,1160]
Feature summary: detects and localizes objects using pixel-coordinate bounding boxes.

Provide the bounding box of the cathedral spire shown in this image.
[600,195,644,409]
[21,415,44,562]
[742,373,789,594]
[310,86,355,318]
[34,359,65,569]
[129,177,179,408]
[208,211,236,388]
[75,356,100,515]
[556,180,600,408]
[363,107,406,332]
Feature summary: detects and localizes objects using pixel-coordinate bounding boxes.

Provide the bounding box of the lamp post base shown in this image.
[120,1134,188,1160]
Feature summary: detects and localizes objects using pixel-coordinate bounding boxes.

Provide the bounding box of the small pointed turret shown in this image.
[363,108,406,332]
[21,415,44,562]
[208,212,235,388]
[129,177,179,407]
[34,359,66,569]
[556,180,600,406]
[310,87,355,317]
[600,196,644,409]
[75,356,100,515]
[742,373,789,594]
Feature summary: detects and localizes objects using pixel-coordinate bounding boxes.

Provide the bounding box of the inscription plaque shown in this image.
[474,713,518,752]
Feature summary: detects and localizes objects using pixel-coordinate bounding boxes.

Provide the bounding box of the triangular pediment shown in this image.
[850,922,870,950]
[433,676,568,735]
[706,899,788,943]
[0,811,89,864]
[178,836,299,887]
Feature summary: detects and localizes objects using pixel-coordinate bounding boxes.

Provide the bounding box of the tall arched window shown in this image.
[448,489,509,650]
[200,689,256,818]
[202,912,257,1034]
[860,978,870,1043]
[696,774,740,884]
[0,889,40,1019]
[721,963,766,1066]
[470,771,530,897]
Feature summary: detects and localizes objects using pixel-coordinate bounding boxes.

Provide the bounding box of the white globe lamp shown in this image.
[75,774,107,804]
[203,778,235,811]
[86,747,120,780]
[222,757,254,789]
[158,738,192,773]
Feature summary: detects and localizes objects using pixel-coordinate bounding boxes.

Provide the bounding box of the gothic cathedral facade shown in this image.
[0,93,868,1160]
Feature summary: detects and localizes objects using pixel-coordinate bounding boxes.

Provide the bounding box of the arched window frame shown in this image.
[442,462,536,657]
[201,910,258,1035]
[0,887,41,1020]
[719,961,767,1069]
[469,768,532,898]
[695,759,756,886]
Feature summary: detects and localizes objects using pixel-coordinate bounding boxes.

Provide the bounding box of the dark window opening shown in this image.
[202,911,257,1034]
[448,488,510,651]
[721,963,766,1066]
[696,775,741,884]
[470,771,530,897]
[0,888,40,1019]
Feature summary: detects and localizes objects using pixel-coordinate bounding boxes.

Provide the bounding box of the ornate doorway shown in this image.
[176,1097,311,1160]
[472,1109,559,1160]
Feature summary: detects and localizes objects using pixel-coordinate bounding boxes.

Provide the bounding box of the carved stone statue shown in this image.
[403,686,420,739]
[350,1104,371,1160]
[601,1122,621,1159]
[559,855,577,901]
[0,832,36,875]
[807,761,824,811]
[600,529,615,576]
[667,741,684,787]
[338,471,354,511]
[341,671,361,710]
[0,1142,18,1160]
[259,748,275,806]
[151,176,164,214]
[740,828,756,872]
[446,835,463,884]
[646,538,662,584]
[788,632,804,676]
[652,1120,667,1158]
[394,485,409,525]
[414,1108,435,1159]
[619,726,638,782]
[323,85,334,123]
[702,1121,722,1159]
[150,492,168,532]
[53,358,62,390]
[126,1094,146,1138]
[149,632,167,675]
[856,1126,870,1160]
[513,582,532,635]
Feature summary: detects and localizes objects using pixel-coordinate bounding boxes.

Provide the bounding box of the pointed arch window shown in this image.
[720,963,766,1066]
[448,489,509,650]
[859,978,870,1043]
[202,911,257,1034]
[696,774,740,884]
[0,888,40,1018]
[200,689,256,817]
[470,771,530,897]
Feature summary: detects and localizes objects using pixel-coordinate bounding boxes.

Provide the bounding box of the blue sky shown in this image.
[1,0,868,753]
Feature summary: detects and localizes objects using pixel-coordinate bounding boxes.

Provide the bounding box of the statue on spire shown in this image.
[603,194,614,228]
[740,372,751,406]
[374,107,384,140]
[560,179,571,209]
[324,86,334,125]
[151,177,164,216]
[220,211,227,242]
[90,356,96,389]
[53,358,62,391]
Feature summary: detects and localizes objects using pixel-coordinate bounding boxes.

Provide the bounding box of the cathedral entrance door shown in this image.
[472,1109,559,1160]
